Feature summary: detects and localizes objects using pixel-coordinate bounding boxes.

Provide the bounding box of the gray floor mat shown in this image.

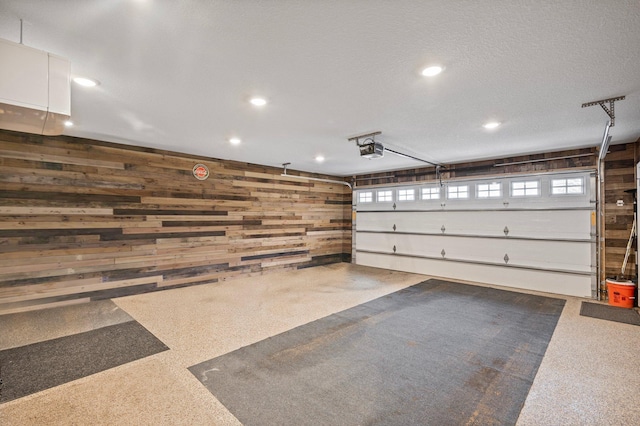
[190,279,565,425]
[580,302,640,326]
[0,320,168,403]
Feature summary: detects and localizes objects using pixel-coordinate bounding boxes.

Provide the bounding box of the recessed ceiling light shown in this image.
[421,66,443,77]
[482,121,501,129]
[229,137,241,145]
[64,120,73,127]
[73,77,99,87]
[315,155,325,163]
[249,97,267,107]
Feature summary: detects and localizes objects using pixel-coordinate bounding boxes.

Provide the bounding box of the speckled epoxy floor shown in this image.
[1,263,639,425]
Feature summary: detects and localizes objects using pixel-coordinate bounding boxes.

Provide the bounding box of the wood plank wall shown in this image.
[354,148,598,185]
[604,143,637,280]
[353,143,640,287]
[1,128,636,314]
[0,130,352,314]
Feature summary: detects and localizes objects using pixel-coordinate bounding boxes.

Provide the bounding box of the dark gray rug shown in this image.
[189,279,565,425]
[0,320,168,403]
[580,302,640,326]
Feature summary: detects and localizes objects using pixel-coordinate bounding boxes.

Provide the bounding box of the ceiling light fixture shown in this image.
[482,121,501,129]
[73,77,99,87]
[315,155,325,163]
[229,137,241,145]
[64,120,73,127]
[421,66,443,77]
[249,97,267,107]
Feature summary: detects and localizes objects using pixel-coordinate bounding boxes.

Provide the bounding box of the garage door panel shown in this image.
[504,210,592,239]
[356,232,443,258]
[356,232,397,252]
[356,252,592,298]
[357,233,591,272]
[354,171,596,297]
[357,210,592,240]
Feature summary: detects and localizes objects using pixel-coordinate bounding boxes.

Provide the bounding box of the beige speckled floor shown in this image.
[1,263,639,425]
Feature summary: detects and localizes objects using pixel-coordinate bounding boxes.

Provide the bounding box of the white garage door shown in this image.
[354,171,596,298]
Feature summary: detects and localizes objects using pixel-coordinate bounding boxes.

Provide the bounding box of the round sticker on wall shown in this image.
[193,164,210,180]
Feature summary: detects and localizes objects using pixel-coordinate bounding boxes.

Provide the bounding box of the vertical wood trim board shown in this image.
[0,130,352,314]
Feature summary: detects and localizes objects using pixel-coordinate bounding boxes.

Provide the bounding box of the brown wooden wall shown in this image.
[1,127,636,314]
[604,143,637,279]
[0,130,351,314]
[354,147,598,186]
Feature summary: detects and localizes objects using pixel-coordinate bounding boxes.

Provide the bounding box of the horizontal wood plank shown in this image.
[0,129,351,313]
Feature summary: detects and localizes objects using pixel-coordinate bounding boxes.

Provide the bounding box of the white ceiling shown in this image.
[1,1,639,176]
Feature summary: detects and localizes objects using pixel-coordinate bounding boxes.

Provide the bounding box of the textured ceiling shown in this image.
[1,1,639,176]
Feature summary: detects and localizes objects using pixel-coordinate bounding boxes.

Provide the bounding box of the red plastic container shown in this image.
[606,279,637,309]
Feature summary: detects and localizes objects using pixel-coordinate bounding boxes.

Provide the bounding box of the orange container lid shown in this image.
[606,279,636,287]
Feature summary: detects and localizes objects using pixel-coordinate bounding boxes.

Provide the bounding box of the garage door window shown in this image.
[398,189,415,201]
[447,185,469,199]
[511,180,540,197]
[358,192,373,203]
[551,178,584,195]
[477,182,501,198]
[377,190,393,202]
[421,187,441,200]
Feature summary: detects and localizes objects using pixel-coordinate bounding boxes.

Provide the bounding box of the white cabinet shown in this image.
[0,38,70,135]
